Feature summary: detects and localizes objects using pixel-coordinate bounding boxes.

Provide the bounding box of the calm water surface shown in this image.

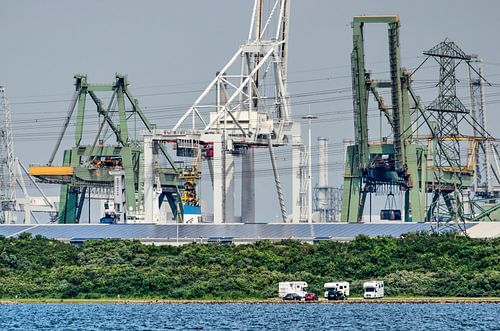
[0,303,498,330]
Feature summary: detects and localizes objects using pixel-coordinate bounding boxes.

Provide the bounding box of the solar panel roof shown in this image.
[0,222,476,242]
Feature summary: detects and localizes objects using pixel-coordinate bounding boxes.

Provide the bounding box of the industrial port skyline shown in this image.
[1,0,499,222]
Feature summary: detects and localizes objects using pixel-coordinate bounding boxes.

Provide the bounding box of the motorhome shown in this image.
[324,281,350,298]
[363,281,384,299]
[278,281,308,298]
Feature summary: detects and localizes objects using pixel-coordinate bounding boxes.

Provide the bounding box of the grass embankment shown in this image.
[0,232,498,300]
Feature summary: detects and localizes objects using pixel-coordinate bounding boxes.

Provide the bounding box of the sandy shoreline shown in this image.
[0,297,499,305]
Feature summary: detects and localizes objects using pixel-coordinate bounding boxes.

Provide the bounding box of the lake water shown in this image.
[0,303,498,330]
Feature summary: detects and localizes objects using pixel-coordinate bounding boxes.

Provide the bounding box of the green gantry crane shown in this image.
[30,74,183,223]
[341,15,475,223]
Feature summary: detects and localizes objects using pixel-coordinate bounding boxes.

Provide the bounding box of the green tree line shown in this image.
[0,232,498,299]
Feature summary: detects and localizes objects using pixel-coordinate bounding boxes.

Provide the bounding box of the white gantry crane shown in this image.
[152,0,307,223]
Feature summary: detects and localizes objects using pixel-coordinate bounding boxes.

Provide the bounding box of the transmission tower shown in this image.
[0,86,17,224]
[425,40,470,165]
[423,39,472,226]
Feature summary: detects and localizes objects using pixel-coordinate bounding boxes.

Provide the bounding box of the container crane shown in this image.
[29,74,183,223]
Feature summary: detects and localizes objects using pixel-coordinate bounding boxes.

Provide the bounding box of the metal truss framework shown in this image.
[30,74,182,223]
[1,87,58,224]
[0,87,17,223]
[341,16,426,223]
[313,186,342,222]
[170,0,305,223]
[340,17,497,226]
[423,39,472,224]
[173,0,293,145]
[420,40,500,226]
[467,57,500,198]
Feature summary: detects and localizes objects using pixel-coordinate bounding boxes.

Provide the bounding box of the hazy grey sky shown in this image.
[2,1,499,221]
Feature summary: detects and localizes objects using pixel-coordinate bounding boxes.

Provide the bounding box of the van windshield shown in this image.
[365,287,375,292]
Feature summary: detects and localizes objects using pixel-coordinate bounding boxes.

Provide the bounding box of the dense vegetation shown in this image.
[0,232,498,299]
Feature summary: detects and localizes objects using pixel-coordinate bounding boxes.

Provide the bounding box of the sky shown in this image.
[1,0,500,222]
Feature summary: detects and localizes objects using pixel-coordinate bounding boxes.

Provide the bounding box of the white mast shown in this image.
[0,86,17,224]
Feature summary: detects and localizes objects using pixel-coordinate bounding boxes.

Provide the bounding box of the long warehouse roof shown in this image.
[0,223,479,244]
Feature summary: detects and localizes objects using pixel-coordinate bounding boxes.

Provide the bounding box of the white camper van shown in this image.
[324,281,350,298]
[278,281,308,298]
[363,281,384,299]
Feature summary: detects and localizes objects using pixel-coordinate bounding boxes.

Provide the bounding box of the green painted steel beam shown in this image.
[74,88,87,146]
[353,15,399,24]
[75,187,87,222]
[86,85,114,92]
[72,145,140,157]
[116,86,129,144]
[120,146,137,212]
[425,169,474,187]
[342,16,429,223]
[370,81,392,88]
[406,143,425,222]
[123,89,178,172]
[387,21,405,171]
[58,150,77,224]
[471,202,500,221]
[341,145,364,222]
[54,73,182,223]
[351,20,370,169]
[87,91,124,146]
[367,144,395,154]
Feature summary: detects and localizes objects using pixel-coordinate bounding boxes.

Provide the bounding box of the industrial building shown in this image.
[0,222,496,245]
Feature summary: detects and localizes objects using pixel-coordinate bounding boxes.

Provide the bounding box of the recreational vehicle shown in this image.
[363,281,384,299]
[323,281,350,298]
[278,281,308,298]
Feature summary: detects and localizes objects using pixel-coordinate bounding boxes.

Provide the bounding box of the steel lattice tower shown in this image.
[0,87,17,224]
[424,40,471,223]
[425,40,470,168]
